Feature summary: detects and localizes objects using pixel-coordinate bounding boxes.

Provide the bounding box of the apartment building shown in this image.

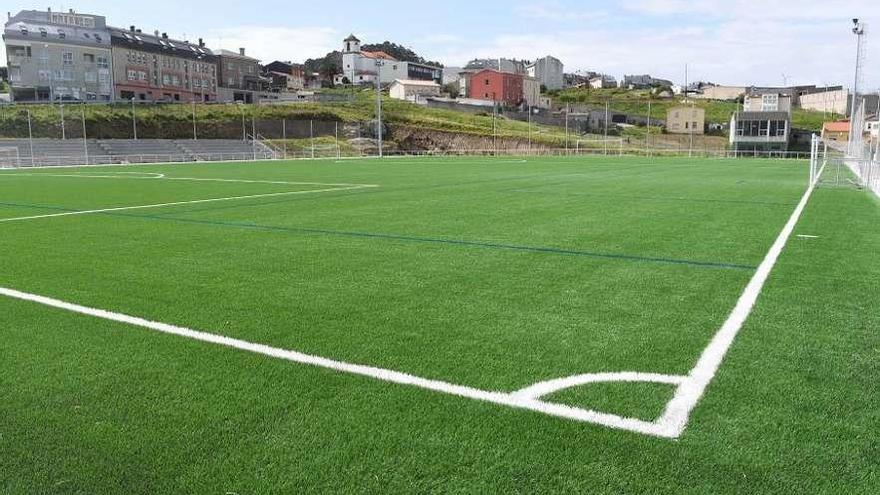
[526,56,563,91]
[110,26,217,102]
[3,9,113,102]
[216,48,269,103]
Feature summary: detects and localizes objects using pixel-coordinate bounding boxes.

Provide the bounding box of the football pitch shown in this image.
[1,156,877,493]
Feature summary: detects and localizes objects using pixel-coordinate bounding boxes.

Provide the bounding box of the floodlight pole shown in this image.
[849,20,865,122]
[191,100,197,140]
[310,120,315,159]
[81,103,89,165]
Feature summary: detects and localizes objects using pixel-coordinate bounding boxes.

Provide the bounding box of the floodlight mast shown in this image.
[849,19,865,122]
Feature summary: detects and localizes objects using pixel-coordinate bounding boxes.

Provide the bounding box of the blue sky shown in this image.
[5,0,879,88]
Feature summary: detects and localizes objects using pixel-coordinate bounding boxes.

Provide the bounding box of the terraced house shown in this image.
[110,26,217,102]
[3,9,113,102]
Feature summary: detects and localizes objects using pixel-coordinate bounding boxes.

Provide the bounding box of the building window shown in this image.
[761,94,779,112]
[39,28,47,37]
[57,29,66,39]
[97,56,109,69]
[84,53,95,63]
[62,52,73,66]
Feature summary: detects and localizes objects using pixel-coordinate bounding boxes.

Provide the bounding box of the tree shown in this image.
[442,83,460,99]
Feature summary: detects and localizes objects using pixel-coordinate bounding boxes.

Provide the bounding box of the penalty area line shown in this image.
[0,184,378,223]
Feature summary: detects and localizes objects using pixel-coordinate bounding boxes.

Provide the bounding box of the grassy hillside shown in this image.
[0,91,573,146]
[555,88,828,132]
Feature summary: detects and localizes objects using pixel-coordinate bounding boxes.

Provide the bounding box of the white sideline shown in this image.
[0,184,377,223]
[652,164,825,438]
[2,171,375,187]
[0,286,671,438]
[0,170,823,439]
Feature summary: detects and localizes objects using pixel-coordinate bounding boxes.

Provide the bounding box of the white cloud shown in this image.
[206,25,339,63]
[423,17,878,88]
[515,3,608,22]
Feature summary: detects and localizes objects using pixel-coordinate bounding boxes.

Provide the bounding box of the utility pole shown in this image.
[192,100,197,140]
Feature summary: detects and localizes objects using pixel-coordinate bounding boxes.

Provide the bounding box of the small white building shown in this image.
[389,79,441,103]
[335,34,441,86]
[589,75,615,89]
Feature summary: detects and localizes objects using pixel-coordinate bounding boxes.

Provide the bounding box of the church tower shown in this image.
[342,34,362,84]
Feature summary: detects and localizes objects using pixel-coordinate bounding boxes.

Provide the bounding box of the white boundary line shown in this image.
[0,168,822,439]
[0,183,377,223]
[0,171,375,188]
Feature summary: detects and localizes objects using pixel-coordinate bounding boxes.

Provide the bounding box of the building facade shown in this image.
[389,79,440,103]
[694,85,747,101]
[337,34,441,86]
[666,107,706,134]
[743,92,793,113]
[4,9,113,102]
[110,26,217,102]
[522,76,541,109]
[216,48,268,103]
[468,69,523,107]
[526,56,563,91]
[729,111,791,152]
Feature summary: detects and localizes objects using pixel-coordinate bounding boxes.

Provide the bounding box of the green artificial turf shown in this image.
[0,156,877,493]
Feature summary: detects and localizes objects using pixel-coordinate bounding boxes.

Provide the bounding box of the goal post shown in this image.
[0,147,21,168]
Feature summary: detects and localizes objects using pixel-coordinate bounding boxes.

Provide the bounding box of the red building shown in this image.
[468,69,523,106]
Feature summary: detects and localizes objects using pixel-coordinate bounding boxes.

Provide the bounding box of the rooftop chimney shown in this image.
[239,48,245,56]
[162,32,168,39]
[130,25,135,32]
[154,30,159,37]
[69,9,74,14]
[198,38,204,47]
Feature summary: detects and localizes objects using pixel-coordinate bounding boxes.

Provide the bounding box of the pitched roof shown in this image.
[392,79,440,87]
[360,50,397,61]
[344,34,360,42]
[823,121,850,132]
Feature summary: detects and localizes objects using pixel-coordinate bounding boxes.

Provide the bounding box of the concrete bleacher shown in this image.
[0,138,275,167]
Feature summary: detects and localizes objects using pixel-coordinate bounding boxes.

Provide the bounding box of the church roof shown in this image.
[344,34,360,42]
